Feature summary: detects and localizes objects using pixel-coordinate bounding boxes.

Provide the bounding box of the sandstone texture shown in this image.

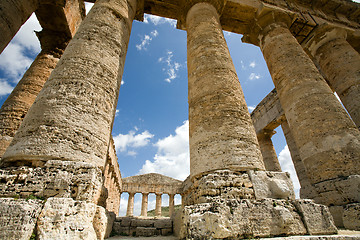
[0,198,43,240]
[37,197,112,240]
[186,2,264,178]
[0,160,103,203]
[343,204,360,231]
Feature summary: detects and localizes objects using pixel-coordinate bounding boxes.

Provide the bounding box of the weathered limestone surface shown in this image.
[259,22,360,186]
[304,25,360,129]
[127,192,135,217]
[257,130,282,171]
[186,2,264,178]
[0,198,43,240]
[0,0,39,53]
[0,160,103,203]
[2,0,138,168]
[37,197,112,240]
[141,193,149,217]
[343,204,360,231]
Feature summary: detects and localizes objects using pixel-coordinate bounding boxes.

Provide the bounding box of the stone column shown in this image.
[281,120,316,199]
[168,194,175,217]
[257,130,281,171]
[140,193,148,217]
[126,192,135,217]
[0,0,39,53]
[155,193,162,217]
[305,25,360,129]
[186,2,264,178]
[0,31,70,159]
[2,0,138,167]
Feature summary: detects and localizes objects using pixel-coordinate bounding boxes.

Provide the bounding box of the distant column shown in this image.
[126,192,135,217]
[186,2,264,178]
[141,193,149,217]
[0,0,39,53]
[2,0,138,167]
[305,25,360,129]
[257,130,281,171]
[168,194,175,217]
[155,193,162,217]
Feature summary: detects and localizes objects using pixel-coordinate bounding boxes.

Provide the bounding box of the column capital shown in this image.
[257,129,277,139]
[177,0,226,30]
[302,24,347,57]
[242,5,295,46]
[36,29,71,57]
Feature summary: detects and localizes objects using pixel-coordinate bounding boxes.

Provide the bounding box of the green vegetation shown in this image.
[147,204,182,217]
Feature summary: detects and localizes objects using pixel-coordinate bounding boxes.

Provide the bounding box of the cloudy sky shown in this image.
[0,1,358,216]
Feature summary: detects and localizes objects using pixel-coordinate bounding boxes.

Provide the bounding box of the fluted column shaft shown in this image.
[257,130,281,171]
[126,192,135,217]
[186,2,264,177]
[260,23,360,185]
[168,194,175,217]
[155,193,162,217]
[2,0,137,167]
[281,120,316,199]
[307,27,360,129]
[141,193,149,217]
[0,0,39,53]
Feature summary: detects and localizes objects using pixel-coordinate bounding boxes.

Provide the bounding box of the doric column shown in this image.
[126,192,135,217]
[155,193,162,217]
[1,0,138,167]
[259,21,360,185]
[186,2,264,178]
[0,0,39,53]
[281,120,316,199]
[140,193,149,217]
[168,194,175,217]
[304,25,360,129]
[0,31,70,159]
[257,130,281,171]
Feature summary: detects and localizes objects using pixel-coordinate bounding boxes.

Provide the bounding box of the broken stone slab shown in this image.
[94,205,116,239]
[154,219,172,228]
[37,197,111,240]
[0,160,103,203]
[248,170,295,200]
[131,218,155,227]
[343,203,360,231]
[293,199,337,235]
[136,227,160,237]
[0,198,44,240]
[179,198,307,239]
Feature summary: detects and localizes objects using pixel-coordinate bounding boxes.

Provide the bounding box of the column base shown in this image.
[179,170,337,239]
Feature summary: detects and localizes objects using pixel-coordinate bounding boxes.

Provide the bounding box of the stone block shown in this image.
[37,198,98,240]
[112,224,130,236]
[93,206,115,239]
[117,216,132,227]
[293,199,337,235]
[136,227,160,237]
[161,228,173,235]
[343,203,360,231]
[154,218,172,228]
[179,199,307,239]
[131,218,154,227]
[0,160,103,203]
[0,198,43,240]
[249,170,295,200]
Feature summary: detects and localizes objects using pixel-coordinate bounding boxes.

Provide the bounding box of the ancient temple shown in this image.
[0,0,359,239]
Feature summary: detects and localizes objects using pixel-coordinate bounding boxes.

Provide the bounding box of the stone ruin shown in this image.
[0,0,359,239]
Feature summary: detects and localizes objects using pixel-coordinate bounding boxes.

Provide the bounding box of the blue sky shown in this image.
[1,1,358,215]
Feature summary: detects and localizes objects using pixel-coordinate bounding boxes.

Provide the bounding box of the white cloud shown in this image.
[138,120,190,181]
[0,14,41,83]
[113,129,154,155]
[143,14,177,28]
[248,105,255,112]
[136,30,159,51]
[158,51,181,83]
[85,2,94,14]
[121,80,125,85]
[115,109,119,117]
[240,60,246,70]
[0,79,14,96]
[278,145,300,198]
[249,73,261,81]
[249,61,256,68]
